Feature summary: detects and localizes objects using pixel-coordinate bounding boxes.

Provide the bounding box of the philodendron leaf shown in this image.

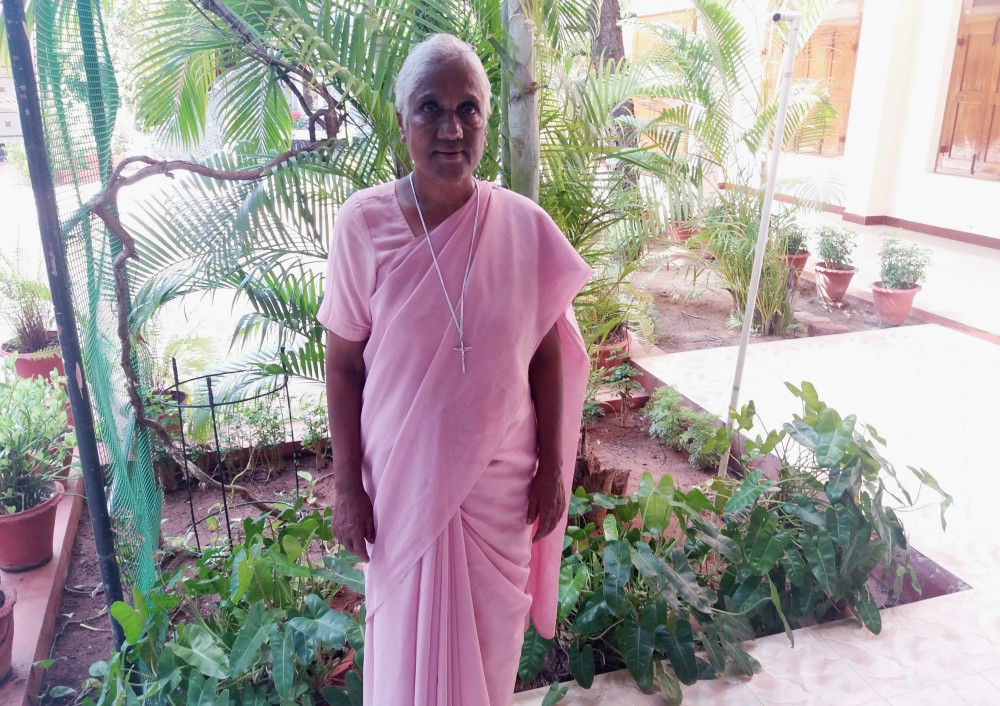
[322,554,366,594]
[603,540,631,616]
[618,609,656,690]
[110,601,144,645]
[748,529,793,575]
[186,673,218,706]
[801,534,837,595]
[170,625,229,679]
[655,615,698,685]
[288,595,350,646]
[558,563,588,622]
[768,577,795,647]
[602,514,619,542]
[518,623,551,682]
[638,472,673,535]
[854,585,882,634]
[785,419,819,451]
[541,681,569,705]
[229,601,270,675]
[567,643,595,688]
[815,411,856,468]
[270,625,295,701]
[723,469,772,515]
[655,662,683,706]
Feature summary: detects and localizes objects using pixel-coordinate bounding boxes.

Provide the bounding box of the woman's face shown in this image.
[398,55,487,187]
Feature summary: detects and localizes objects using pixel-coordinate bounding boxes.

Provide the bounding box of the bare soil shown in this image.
[42,248,906,701]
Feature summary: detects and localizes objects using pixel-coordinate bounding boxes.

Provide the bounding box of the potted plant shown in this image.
[776,217,810,285]
[0,255,63,381]
[0,581,14,684]
[0,358,74,572]
[871,239,931,325]
[813,225,858,305]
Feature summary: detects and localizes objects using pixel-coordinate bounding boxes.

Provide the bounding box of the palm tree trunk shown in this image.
[503,0,539,201]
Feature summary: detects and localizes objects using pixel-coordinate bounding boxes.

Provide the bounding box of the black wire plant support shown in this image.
[165,358,302,553]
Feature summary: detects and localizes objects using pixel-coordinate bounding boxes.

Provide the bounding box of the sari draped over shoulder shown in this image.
[318,181,592,705]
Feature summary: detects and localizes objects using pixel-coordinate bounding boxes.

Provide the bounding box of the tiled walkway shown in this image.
[517,229,1000,705]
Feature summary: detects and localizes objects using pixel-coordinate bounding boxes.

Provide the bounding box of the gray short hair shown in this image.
[394,34,492,121]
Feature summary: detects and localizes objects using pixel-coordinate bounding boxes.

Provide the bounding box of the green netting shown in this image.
[34,0,160,592]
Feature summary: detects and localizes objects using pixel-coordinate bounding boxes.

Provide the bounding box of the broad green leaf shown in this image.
[287,609,351,647]
[908,465,953,530]
[281,535,304,563]
[692,527,741,561]
[655,616,698,685]
[571,594,613,635]
[270,625,295,701]
[230,550,254,602]
[801,534,837,595]
[229,601,270,675]
[768,577,794,646]
[170,625,229,679]
[541,681,569,706]
[748,529,793,575]
[815,411,855,468]
[567,643,595,688]
[110,602,144,644]
[602,514,619,541]
[680,487,718,515]
[617,610,656,688]
[631,543,713,613]
[723,469,772,514]
[323,554,365,596]
[557,563,588,622]
[239,685,269,706]
[518,623,551,682]
[603,540,631,616]
[782,494,826,527]
[639,473,673,535]
[854,586,882,634]
[785,419,819,451]
[825,463,855,503]
[186,673,218,706]
[46,686,77,699]
[655,662,683,706]
[781,548,807,585]
[825,505,855,547]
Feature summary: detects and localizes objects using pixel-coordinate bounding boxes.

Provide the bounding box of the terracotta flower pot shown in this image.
[592,329,634,372]
[814,263,857,304]
[0,338,72,427]
[871,282,921,326]
[0,343,64,382]
[783,251,810,286]
[0,481,64,572]
[0,585,15,685]
[668,221,700,243]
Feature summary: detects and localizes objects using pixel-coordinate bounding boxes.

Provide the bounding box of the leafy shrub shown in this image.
[879,238,931,289]
[521,383,952,704]
[91,505,365,706]
[815,225,856,269]
[645,385,722,471]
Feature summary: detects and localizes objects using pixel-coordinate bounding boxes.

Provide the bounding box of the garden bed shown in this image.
[39,246,933,702]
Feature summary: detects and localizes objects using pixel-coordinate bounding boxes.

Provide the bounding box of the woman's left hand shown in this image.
[526,461,565,542]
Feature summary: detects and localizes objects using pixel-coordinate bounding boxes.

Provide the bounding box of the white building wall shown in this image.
[628,0,1000,241]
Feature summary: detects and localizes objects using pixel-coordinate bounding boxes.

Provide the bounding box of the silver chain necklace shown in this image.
[409,174,480,374]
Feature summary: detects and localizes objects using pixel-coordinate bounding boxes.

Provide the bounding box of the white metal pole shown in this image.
[717,10,802,477]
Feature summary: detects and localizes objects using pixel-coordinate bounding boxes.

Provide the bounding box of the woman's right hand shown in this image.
[332,483,376,562]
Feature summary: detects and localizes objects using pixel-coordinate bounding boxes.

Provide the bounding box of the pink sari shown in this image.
[318,181,591,705]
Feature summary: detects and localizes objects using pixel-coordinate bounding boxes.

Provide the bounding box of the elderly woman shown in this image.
[318,33,591,705]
